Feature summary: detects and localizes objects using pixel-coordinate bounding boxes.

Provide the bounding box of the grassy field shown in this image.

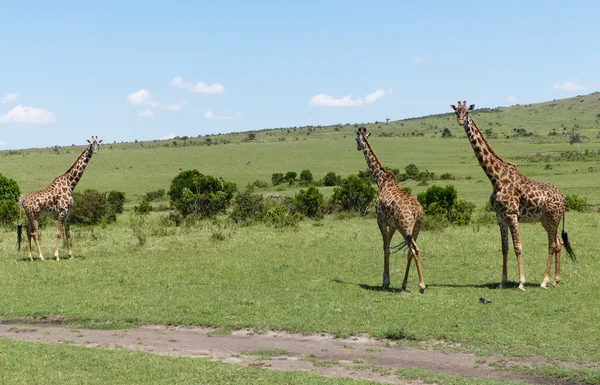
[0,93,599,383]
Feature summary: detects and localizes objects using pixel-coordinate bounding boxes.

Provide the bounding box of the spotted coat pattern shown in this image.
[451,102,571,290]
[20,137,102,261]
[355,127,425,292]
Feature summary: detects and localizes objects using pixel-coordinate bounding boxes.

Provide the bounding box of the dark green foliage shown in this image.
[71,189,115,225]
[565,194,587,212]
[417,185,475,226]
[440,173,455,180]
[144,188,165,202]
[293,186,324,219]
[134,200,153,214]
[229,187,267,225]
[284,171,297,184]
[299,170,313,186]
[321,171,342,186]
[107,190,126,214]
[262,202,299,228]
[404,164,420,180]
[271,173,285,186]
[0,173,20,226]
[168,169,237,217]
[248,180,269,189]
[441,127,453,138]
[331,174,377,215]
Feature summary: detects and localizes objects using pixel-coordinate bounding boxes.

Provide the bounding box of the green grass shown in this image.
[1,92,600,382]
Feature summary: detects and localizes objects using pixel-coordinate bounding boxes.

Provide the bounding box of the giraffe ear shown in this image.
[366,132,371,138]
[87,140,91,144]
[450,104,457,111]
[99,140,103,144]
[468,104,475,111]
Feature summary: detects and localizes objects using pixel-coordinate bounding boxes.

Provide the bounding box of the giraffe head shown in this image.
[86,136,103,154]
[450,101,475,125]
[355,126,371,151]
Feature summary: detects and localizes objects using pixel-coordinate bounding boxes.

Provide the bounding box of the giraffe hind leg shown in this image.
[54,219,64,261]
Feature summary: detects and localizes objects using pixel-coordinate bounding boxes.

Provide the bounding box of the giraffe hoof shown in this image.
[540,283,547,289]
[517,285,525,291]
[498,283,505,289]
[552,281,559,287]
[419,286,425,294]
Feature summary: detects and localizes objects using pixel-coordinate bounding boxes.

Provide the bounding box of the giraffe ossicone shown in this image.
[355,127,426,293]
[18,137,103,261]
[451,102,575,290]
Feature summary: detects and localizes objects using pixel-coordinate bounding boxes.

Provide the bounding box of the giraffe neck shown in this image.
[463,115,512,187]
[359,139,389,188]
[62,145,94,191]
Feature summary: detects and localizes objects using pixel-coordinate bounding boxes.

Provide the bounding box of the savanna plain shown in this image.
[0,94,599,384]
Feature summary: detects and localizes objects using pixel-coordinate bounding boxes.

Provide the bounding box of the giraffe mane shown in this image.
[467,113,517,168]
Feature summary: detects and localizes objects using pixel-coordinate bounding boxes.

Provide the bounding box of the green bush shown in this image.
[168,169,237,217]
[0,173,20,227]
[262,202,299,228]
[565,194,587,212]
[294,186,324,219]
[107,190,125,214]
[331,174,377,215]
[321,172,342,187]
[144,188,165,202]
[417,185,475,226]
[248,180,269,189]
[134,200,153,214]
[299,170,313,183]
[285,171,297,184]
[229,187,266,225]
[70,189,113,225]
[271,173,285,186]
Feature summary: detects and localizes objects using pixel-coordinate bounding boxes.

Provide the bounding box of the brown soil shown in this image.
[0,323,589,385]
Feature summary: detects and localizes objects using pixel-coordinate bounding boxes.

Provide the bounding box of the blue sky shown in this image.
[0,1,598,149]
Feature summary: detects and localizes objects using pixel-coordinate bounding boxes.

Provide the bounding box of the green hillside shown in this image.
[2,92,599,207]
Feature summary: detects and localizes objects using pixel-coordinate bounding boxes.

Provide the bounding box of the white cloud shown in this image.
[160,133,177,140]
[204,111,243,120]
[365,88,386,104]
[138,108,154,117]
[507,96,518,103]
[310,94,364,107]
[553,79,588,92]
[1,93,19,104]
[310,88,388,107]
[126,89,159,107]
[160,104,183,111]
[170,76,225,94]
[0,105,57,124]
[411,56,426,64]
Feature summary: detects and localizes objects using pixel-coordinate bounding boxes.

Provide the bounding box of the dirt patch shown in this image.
[0,324,590,384]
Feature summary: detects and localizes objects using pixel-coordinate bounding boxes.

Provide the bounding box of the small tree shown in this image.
[441,128,453,138]
[404,164,420,180]
[229,187,266,225]
[271,173,285,186]
[285,171,297,184]
[331,174,377,215]
[107,190,126,214]
[294,186,324,219]
[168,169,237,217]
[299,169,313,184]
[70,189,111,225]
[322,171,342,187]
[0,173,21,226]
[417,185,475,225]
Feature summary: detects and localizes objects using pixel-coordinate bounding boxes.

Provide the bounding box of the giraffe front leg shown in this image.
[65,221,73,259]
[379,223,393,290]
[498,221,509,288]
[31,219,44,261]
[506,215,525,290]
[54,219,64,261]
[26,222,34,261]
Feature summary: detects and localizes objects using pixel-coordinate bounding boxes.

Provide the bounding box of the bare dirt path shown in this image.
[0,323,588,385]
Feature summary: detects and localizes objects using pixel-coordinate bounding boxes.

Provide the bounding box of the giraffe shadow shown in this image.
[331,279,406,294]
[427,281,541,289]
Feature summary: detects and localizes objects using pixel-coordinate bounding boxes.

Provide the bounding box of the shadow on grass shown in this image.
[16,255,87,262]
[427,281,541,289]
[331,279,406,294]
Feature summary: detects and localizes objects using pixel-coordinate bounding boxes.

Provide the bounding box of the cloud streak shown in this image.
[553,79,588,92]
[310,88,388,107]
[0,105,57,124]
[204,111,243,120]
[170,76,225,94]
[0,93,19,104]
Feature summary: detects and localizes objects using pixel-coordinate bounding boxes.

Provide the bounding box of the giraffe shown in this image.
[355,127,426,293]
[451,102,575,290]
[18,137,103,261]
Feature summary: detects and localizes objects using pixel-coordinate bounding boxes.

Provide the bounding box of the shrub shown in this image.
[285,171,297,184]
[417,185,475,226]
[229,187,266,225]
[271,173,285,186]
[322,172,342,187]
[70,190,112,225]
[262,202,299,228]
[134,200,153,214]
[331,174,377,215]
[404,164,420,180]
[441,128,453,138]
[144,188,165,202]
[565,194,587,212]
[168,169,237,217]
[107,190,125,214]
[0,173,20,226]
[294,186,324,219]
[299,170,313,183]
[248,180,269,189]
[440,173,455,180]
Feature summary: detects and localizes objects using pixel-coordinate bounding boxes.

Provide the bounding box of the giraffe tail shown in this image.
[390,234,414,254]
[17,223,22,251]
[561,214,576,262]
